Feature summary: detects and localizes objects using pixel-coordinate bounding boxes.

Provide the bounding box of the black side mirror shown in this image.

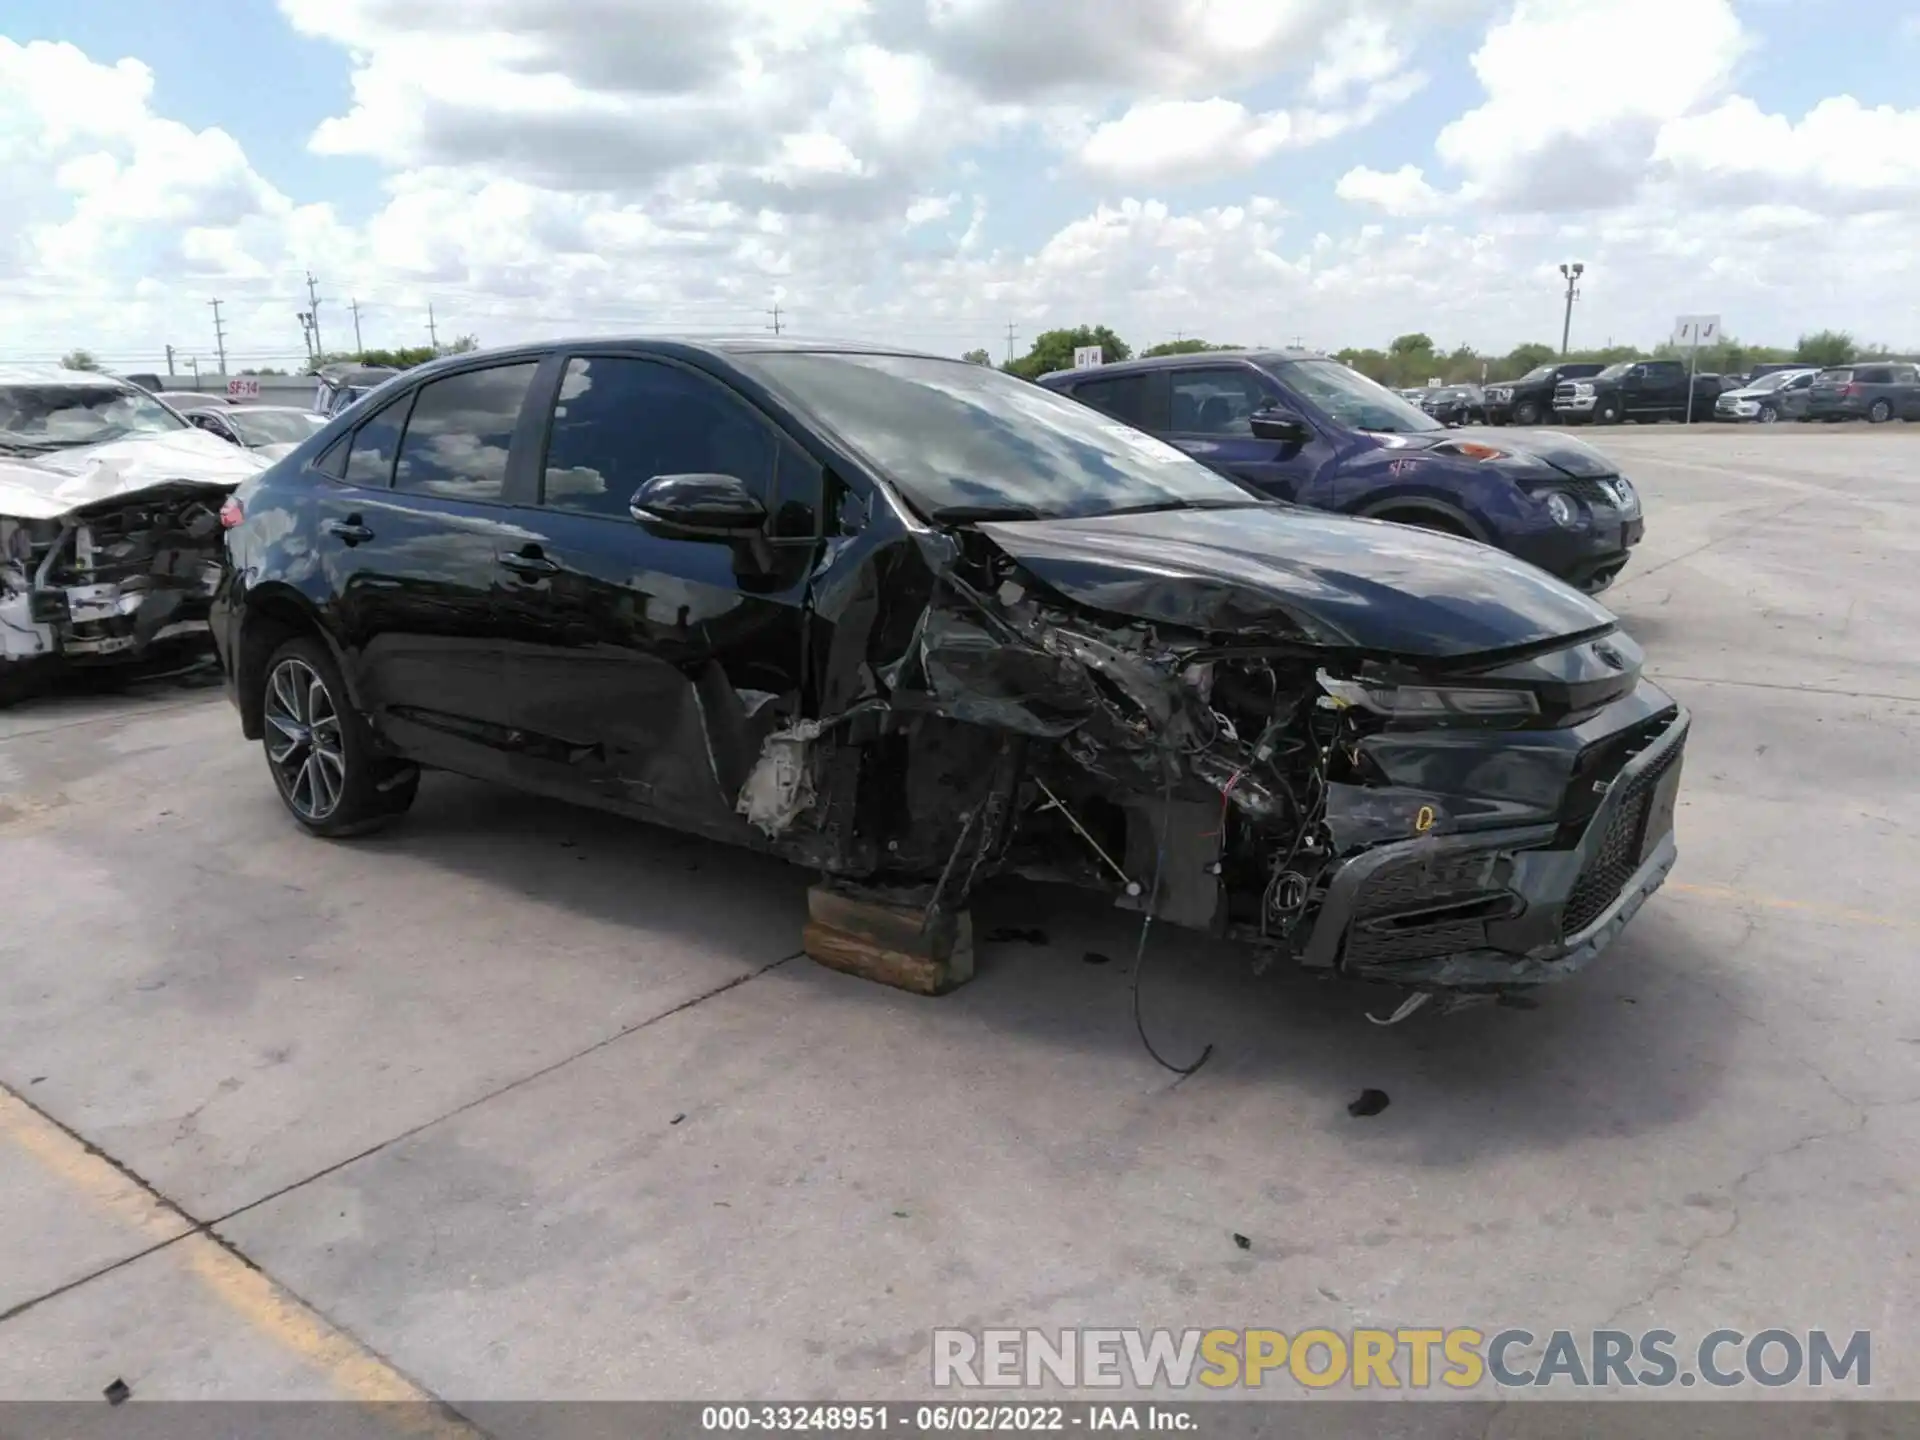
[630,473,768,533]
[1249,406,1309,443]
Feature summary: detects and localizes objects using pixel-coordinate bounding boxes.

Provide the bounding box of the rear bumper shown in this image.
[1298,705,1689,991]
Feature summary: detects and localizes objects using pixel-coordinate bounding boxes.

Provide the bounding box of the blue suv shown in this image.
[1039,349,1644,592]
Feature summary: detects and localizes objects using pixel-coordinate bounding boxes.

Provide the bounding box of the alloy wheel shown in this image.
[264,657,347,822]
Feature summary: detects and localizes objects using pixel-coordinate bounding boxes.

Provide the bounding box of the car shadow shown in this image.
[379,773,1737,1170]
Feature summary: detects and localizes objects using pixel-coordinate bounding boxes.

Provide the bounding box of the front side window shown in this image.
[1170,368,1271,436]
[394,364,539,501]
[1269,359,1442,434]
[739,352,1258,521]
[541,357,777,520]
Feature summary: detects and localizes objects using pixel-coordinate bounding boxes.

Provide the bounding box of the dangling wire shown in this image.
[1132,762,1214,1078]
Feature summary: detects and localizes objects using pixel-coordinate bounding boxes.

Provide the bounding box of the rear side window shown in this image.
[1170,368,1270,435]
[341,393,415,488]
[394,364,539,501]
[540,356,776,520]
[1855,367,1892,385]
[1072,372,1162,431]
[1818,369,1852,383]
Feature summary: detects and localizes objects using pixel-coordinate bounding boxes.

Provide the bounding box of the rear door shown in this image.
[1162,363,1330,502]
[499,352,821,838]
[313,360,545,781]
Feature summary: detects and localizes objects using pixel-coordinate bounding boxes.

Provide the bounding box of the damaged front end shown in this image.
[734,518,1686,1001]
[1,472,235,689]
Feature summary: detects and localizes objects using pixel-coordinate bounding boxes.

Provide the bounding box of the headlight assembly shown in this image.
[1317,670,1540,720]
[1544,490,1578,527]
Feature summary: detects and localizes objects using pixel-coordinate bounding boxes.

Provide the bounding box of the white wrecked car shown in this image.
[1,367,268,701]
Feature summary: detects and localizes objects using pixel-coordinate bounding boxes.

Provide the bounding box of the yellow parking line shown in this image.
[0,1088,479,1435]
[1670,881,1918,932]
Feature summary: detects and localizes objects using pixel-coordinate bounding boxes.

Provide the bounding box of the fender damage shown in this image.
[730,505,1688,998]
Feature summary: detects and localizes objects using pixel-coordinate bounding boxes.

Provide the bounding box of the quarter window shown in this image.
[341,393,415,488]
[541,357,775,520]
[393,363,539,501]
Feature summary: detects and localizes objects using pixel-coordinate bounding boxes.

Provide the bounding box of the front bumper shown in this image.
[2,563,223,669]
[1297,704,1689,991]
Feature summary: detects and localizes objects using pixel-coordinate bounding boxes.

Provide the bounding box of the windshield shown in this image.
[1746,370,1801,393]
[1597,363,1633,380]
[741,353,1260,521]
[228,409,323,446]
[0,382,188,450]
[1516,365,1560,383]
[1274,359,1442,433]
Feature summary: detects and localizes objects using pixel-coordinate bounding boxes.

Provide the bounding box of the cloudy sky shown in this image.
[3,0,1917,372]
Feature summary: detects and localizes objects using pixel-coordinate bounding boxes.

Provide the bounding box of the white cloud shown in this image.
[1335,164,1449,216]
[2,0,1918,373]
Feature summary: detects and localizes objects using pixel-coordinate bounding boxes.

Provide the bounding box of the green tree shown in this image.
[1140,338,1241,357]
[446,335,480,355]
[1333,347,1389,383]
[961,348,992,366]
[1794,330,1856,367]
[1388,332,1434,356]
[1004,325,1131,379]
[60,348,101,371]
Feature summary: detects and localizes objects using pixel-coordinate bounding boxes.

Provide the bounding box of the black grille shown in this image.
[1354,851,1498,917]
[1345,852,1509,969]
[1554,382,1578,402]
[1562,740,1682,934]
[1346,915,1490,967]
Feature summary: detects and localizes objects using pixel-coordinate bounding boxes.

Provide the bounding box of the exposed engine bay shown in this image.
[1,479,233,687]
[731,529,1688,999]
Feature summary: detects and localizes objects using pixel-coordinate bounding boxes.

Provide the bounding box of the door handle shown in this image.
[323,518,374,544]
[498,550,559,577]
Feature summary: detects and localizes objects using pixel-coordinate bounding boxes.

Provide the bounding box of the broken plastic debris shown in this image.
[1347,1089,1390,1118]
[103,1379,131,1406]
[1232,1233,1251,1251]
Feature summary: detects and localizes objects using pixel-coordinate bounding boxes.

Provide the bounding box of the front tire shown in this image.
[1868,399,1893,423]
[261,636,416,837]
[1758,403,1778,423]
[1513,400,1541,425]
[1596,399,1622,424]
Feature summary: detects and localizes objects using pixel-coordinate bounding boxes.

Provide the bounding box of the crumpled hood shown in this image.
[0,429,265,520]
[978,504,1616,660]
[1389,426,1618,478]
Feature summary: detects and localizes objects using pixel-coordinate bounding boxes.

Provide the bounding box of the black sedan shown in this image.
[211,339,1687,999]
[1419,384,1488,426]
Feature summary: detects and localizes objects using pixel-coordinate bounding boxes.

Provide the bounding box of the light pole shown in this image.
[1558,262,1584,356]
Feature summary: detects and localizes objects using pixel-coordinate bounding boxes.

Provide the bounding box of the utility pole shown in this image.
[1004,322,1018,365]
[164,343,177,377]
[304,271,325,357]
[350,298,365,357]
[188,356,200,386]
[766,303,784,336]
[1558,262,1585,356]
[208,298,228,376]
[296,312,314,363]
[427,303,440,354]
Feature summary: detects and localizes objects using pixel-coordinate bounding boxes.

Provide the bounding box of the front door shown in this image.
[498,353,821,840]
[315,361,543,782]
[1165,365,1329,502]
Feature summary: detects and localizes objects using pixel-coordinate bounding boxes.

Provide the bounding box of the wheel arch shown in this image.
[1353,495,1490,543]
[235,585,359,741]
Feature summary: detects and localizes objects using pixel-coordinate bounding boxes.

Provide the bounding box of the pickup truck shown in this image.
[1485,362,1603,426]
[1554,360,1723,424]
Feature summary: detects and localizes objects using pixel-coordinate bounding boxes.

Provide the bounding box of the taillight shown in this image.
[1840,383,1859,397]
[219,495,244,529]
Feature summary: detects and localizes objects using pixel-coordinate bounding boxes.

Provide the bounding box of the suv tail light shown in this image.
[219,495,245,529]
[1840,383,1859,397]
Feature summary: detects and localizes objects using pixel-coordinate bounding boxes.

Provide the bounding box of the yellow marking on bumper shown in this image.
[0,1088,477,1435]
[1670,882,1918,932]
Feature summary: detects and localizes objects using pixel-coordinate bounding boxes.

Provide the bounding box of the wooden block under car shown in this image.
[802,880,976,995]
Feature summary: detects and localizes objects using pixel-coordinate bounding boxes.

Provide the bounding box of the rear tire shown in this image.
[260,635,417,837]
[1868,399,1893,424]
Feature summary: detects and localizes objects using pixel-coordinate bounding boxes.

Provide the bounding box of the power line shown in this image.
[208,298,228,375]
